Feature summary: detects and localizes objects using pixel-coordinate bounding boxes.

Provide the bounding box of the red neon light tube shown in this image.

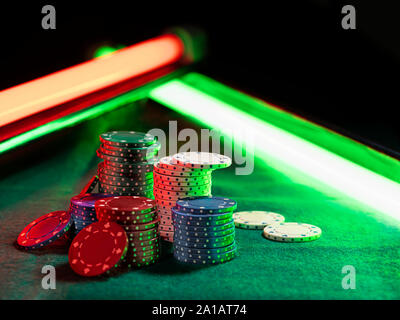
[0,34,186,142]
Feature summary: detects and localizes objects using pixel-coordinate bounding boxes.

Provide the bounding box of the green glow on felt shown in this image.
[149,75,400,221]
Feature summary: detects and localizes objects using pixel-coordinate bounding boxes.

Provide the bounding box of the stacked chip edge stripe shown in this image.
[94,196,161,268]
[172,196,237,265]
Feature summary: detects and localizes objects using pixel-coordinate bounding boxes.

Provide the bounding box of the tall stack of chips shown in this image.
[95,196,161,268]
[96,131,159,197]
[154,152,232,242]
[172,196,238,265]
[69,193,114,236]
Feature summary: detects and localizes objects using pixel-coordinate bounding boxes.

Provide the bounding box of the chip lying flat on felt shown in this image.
[263,222,322,242]
[233,211,285,230]
[17,210,73,250]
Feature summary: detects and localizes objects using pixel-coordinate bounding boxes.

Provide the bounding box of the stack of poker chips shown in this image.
[172,196,238,265]
[95,196,161,268]
[154,152,232,242]
[69,193,114,236]
[96,131,160,197]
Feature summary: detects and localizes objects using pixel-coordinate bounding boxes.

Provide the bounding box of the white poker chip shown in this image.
[172,152,232,169]
[263,222,322,242]
[233,211,285,230]
[157,156,211,172]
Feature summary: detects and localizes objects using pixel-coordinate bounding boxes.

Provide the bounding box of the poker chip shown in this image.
[69,193,114,236]
[100,131,157,148]
[98,172,153,183]
[102,141,161,153]
[159,230,174,238]
[98,212,157,225]
[103,159,156,170]
[95,196,156,213]
[174,233,235,245]
[263,222,322,242]
[154,182,211,192]
[126,247,160,258]
[175,196,237,214]
[154,154,231,245]
[17,211,73,250]
[172,152,232,170]
[157,156,210,172]
[71,193,114,209]
[126,228,158,241]
[98,187,153,197]
[129,243,160,254]
[98,133,156,198]
[68,221,128,276]
[174,237,234,249]
[176,221,235,233]
[172,208,233,222]
[79,175,99,195]
[153,190,211,201]
[99,183,153,193]
[100,179,154,189]
[174,247,237,265]
[98,162,153,175]
[159,224,174,232]
[154,186,210,197]
[99,143,160,158]
[154,164,211,177]
[174,227,235,238]
[94,195,160,268]
[155,179,211,187]
[97,150,156,164]
[128,237,159,247]
[121,220,159,232]
[233,211,285,230]
[153,171,211,183]
[172,196,237,264]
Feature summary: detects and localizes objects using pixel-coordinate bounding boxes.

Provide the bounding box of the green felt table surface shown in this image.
[1,102,399,300]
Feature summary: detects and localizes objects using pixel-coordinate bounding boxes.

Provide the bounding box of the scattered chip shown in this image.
[17,211,73,250]
[263,222,322,242]
[233,211,285,230]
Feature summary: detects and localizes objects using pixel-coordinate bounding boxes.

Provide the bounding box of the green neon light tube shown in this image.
[182,73,400,184]
[149,75,400,221]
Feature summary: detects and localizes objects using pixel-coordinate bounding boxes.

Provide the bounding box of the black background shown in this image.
[1,1,399,154]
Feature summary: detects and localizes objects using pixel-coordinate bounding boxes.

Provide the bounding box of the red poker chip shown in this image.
[17,211,72,249]
[95,196,156,213]
[98,211,158,225]
[68,221,128,277]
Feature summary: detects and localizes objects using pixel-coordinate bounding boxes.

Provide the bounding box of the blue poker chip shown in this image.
[174,221,235,232]
[174,247,237,264]
[72,215,97,223]
[175,196,237,214]
[70,208,96,217]
[174,226,235,238]
[173,233,235,245]
[74,220,92,228]
[173,216,234,227]
[174,242,237,255]
[171,207,233,221]
[173,235,235,249]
